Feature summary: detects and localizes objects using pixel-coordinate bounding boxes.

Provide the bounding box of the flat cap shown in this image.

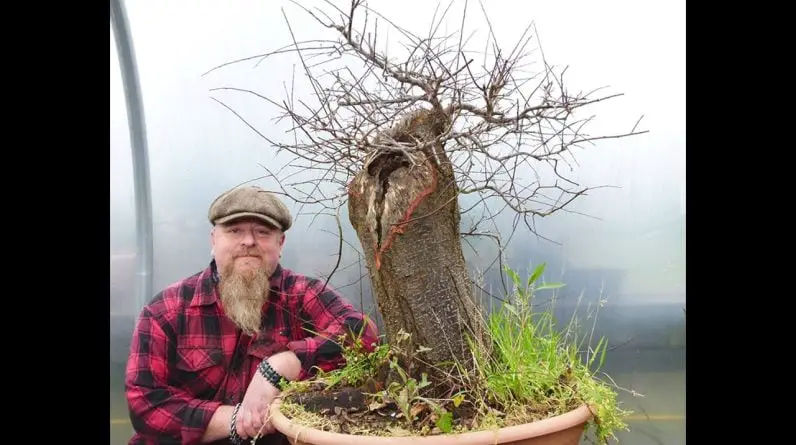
[208,186,292,231]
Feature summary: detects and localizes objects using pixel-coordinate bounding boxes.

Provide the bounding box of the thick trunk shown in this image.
[347,108,489,383]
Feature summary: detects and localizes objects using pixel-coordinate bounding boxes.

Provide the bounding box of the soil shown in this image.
[280,384,569,437]
[283,386,479,436]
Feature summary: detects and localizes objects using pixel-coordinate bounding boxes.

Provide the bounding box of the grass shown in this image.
[279,262,632,443]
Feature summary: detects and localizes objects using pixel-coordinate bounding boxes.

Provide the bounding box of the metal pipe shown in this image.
[111,0,154,311]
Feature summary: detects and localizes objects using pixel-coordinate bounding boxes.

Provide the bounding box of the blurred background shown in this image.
[111,0,685,443]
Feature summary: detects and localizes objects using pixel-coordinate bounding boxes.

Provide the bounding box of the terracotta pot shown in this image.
[270,398,594,445]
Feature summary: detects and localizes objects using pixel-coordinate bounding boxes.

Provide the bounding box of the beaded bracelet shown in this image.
[257,359,285,389]
[229,402,244,445]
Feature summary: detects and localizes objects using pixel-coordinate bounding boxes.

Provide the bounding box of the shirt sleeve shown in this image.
[125,306,223,445]
[286,280,380,379]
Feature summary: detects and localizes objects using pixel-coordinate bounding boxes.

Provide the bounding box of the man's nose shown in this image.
[239,231,256,246]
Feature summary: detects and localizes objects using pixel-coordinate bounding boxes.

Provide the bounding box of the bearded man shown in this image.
[125,186,380,445]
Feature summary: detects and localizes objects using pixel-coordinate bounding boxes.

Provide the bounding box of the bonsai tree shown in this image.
[206,0,646,443]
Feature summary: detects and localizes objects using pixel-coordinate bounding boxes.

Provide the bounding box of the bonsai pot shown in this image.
[270,398,594,445]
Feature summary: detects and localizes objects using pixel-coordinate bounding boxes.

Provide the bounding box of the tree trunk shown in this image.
[347,108,489,384]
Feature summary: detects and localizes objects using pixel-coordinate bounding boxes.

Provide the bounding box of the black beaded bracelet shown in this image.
[229,403,244,445]
[258,359,285,389]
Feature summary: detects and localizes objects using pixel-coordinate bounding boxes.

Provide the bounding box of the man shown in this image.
[125,186,380,445]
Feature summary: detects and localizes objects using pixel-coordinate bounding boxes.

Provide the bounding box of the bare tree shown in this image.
[206,0,646,387]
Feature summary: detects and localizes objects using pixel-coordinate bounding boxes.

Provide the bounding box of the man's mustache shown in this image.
[234,250,263,258]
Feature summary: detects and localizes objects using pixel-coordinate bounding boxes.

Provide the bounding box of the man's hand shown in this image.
[237,371,279,439]
[237,351,303,440]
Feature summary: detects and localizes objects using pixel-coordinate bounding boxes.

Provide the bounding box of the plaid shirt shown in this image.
[125,260,379,445]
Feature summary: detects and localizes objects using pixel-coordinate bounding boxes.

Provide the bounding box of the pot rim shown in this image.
[270,398,593,445]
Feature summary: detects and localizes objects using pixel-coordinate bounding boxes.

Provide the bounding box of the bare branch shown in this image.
[209,0,647,252]
[319,206,345,295]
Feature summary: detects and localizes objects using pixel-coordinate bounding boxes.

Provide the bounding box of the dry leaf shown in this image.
[410,402,427,418]
[368,401,387,411]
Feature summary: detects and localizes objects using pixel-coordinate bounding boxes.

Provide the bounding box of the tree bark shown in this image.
[347,108,489,383]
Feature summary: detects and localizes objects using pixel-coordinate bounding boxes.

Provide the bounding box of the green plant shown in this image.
[477,263,630,441]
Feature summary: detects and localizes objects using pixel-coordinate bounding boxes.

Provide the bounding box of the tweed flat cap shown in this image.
[208,186,292,231]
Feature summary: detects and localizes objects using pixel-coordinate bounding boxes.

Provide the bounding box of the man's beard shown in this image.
[218,258,272,336]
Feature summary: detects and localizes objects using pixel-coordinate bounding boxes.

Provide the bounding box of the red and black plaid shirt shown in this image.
[125,261,380,445]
